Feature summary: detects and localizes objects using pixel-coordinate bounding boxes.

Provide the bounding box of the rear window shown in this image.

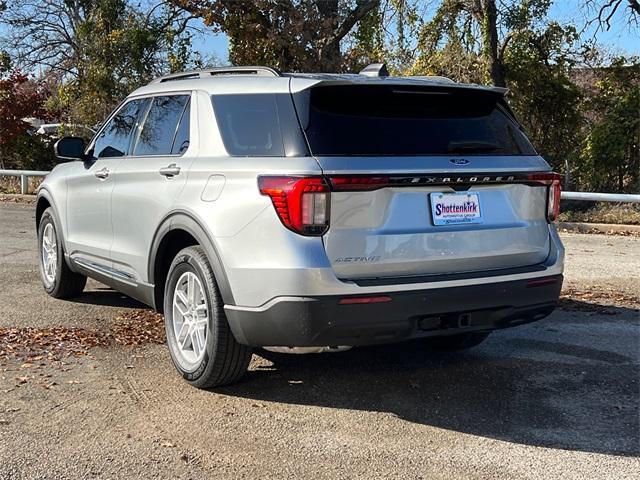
[211,94,309,157]
[212,94,285,156]
[295,85,536,156]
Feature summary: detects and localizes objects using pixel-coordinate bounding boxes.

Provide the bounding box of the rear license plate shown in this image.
[430,192,482,226]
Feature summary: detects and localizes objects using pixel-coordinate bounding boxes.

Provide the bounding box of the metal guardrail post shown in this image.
[20,175,28,195]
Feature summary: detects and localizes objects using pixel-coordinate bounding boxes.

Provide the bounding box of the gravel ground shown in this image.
[0,202,638,479]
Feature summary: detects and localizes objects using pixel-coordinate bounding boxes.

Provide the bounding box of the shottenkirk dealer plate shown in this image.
[430,191,483,226]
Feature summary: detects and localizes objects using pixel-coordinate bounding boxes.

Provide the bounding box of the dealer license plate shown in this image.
[430,192,483,226]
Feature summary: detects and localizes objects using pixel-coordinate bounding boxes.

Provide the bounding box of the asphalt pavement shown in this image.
[0,202,638,479]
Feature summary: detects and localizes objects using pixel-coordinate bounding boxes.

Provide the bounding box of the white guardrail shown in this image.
[0,169,51,194]
[1,169,640,201]
[560,191,640,203]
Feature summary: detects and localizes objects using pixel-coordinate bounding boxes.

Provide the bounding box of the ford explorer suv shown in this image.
[36,64,564,388]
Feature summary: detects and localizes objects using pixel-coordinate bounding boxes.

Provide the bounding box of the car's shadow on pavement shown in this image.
[219,304,639,457]
[68,287,147,309]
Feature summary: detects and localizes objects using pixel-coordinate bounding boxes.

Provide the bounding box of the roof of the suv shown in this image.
[129,64,507,98]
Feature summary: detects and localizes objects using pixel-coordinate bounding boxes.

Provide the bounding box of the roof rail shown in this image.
[406,75,456,84]
[149,66,282,84]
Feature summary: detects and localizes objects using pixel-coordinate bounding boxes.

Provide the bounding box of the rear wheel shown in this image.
[425,332,491,351]
[164,246,252,388]
[38,207,87,298]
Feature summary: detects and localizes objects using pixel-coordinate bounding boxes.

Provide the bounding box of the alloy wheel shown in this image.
[171,271,209,368]
[41,223,57,285]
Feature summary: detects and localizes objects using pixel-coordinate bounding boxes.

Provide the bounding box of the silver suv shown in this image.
[36,64,564,388]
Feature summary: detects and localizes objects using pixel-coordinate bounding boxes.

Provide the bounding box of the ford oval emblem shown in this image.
[450,158,470,165]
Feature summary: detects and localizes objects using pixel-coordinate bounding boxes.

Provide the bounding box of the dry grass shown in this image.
[558,202,640,225]
[0,176,44,195]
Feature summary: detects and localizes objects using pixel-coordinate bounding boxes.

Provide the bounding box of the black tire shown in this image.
[425,332,491,351]
[38,207,87,299]
[163,246,252,388]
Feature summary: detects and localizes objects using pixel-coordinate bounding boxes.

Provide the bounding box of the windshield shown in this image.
[294,85,536,156]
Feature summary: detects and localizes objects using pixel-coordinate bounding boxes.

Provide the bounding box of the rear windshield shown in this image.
[294,85,536,156]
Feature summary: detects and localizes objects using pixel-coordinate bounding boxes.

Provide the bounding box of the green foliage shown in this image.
[579,58,640,192]
[343,3,386,71]
[54,0,194,126]
[502,22,583,173]
[0,51,9,73]
[0,131,56,171]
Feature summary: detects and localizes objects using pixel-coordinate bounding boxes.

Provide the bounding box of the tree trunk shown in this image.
[480,0,506,87]
[315,0,342,71]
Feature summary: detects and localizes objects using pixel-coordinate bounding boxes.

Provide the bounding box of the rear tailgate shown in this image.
[323,168,551,279]
[292,82,556,280]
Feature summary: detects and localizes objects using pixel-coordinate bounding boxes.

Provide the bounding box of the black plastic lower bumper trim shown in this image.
[225,275,563,347]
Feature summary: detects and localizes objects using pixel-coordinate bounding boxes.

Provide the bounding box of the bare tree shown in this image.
[0,0,194,77]
[586,0,640,31]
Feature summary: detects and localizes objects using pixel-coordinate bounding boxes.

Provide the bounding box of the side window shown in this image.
[171,100,190,155]
[133,95,190,156]
[93,99,147,158]
[212,94,285,156]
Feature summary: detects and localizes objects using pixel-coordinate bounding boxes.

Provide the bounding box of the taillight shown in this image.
[548,177,561,221]
[330,176,390,191]
[258,176,330,236]
[526,172,562,222]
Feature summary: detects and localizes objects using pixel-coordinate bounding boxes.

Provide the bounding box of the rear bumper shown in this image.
[225,275,563,347]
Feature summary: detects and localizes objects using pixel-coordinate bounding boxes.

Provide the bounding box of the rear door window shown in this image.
[92,99,148,158]
[171,100,191,155]
[295,85,536,156]
[133,95,190,156]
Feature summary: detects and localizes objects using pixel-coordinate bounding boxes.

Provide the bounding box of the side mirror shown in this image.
[54,136,86,161]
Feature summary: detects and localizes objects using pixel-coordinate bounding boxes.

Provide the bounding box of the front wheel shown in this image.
[424,332,491,351]
[164,246,252,388]
[38,207,87,298]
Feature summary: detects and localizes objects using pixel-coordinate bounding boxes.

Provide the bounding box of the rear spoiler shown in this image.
[289,76,509,96]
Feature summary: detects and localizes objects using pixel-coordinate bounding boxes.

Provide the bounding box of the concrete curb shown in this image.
[558,222,640,235]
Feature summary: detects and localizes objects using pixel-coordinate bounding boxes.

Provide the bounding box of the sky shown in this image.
[190,0,639,65]
[548,0,639,54]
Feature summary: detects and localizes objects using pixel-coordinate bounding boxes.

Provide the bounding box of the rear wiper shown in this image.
[447,141,502,153]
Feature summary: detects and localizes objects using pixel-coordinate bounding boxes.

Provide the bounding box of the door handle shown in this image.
[95,167,109,180]
[159,163,181,178]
